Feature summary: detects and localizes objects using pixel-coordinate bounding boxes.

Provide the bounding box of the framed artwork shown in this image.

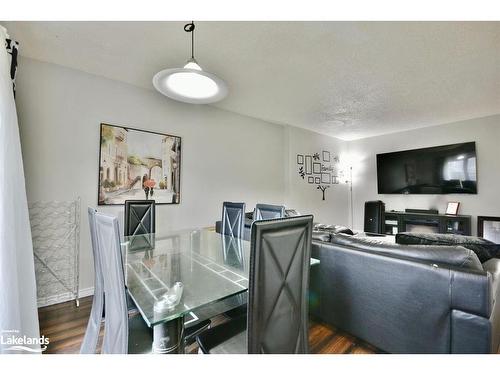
[305,156,312,174]
[445,202,460,215]
[314,177,320,184]
[478,216,500,244]
[313,162,321,174]
[322,151,330,162]
[297,155,304,164]
[321,173,331,184]
[308,177,314,184]
[98,123,181,205]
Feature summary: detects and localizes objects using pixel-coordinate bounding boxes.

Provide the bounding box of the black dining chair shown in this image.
[221,201,245,239]
[196,215,313,353]
[124,200,155,250]
[220,202,247,319]
[252,203,285,222]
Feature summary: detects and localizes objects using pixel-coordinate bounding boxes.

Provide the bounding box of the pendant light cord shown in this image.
[184,21,195,59]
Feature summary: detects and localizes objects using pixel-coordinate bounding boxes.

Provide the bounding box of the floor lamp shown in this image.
[349,166,354,230]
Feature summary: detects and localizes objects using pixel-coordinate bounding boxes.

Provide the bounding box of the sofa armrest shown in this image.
[451,310,491,353]
[483,258,500,352]
[450,269,492,318]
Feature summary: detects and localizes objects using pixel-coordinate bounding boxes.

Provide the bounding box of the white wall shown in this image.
[17,56,497,295]
[284,126,350,226]
[15,57,286,291]
[347,115,500,234]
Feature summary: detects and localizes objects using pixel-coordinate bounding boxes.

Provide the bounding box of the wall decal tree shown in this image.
[296,150,341,201]
[317,185,329,200]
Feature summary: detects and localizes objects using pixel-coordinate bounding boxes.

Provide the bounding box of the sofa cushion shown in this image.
[330,233,483,271]
[314,224,354,236]
[396,232,499,263]
[312,231,331,242]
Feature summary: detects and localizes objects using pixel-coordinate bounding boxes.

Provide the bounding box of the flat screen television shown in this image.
[376,142,477,194]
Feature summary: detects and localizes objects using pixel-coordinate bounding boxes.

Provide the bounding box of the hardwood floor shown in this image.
[38,296,379,354]
[40,297,500,354]
[38,297,378,354]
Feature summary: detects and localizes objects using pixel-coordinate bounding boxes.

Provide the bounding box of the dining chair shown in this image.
[124,200,155,250]
[81,209,152,354]
[252,203,285,222]
[196,215,313,353]
[221,202,246,318]
[221,202,245,239]
[81,209,211,354]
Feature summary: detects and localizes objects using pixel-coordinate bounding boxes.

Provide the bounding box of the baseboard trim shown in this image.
[37,287,94,308]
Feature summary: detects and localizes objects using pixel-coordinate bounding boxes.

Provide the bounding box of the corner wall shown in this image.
[284,126,350,226]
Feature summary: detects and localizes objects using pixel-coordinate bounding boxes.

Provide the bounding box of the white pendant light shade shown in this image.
[153,23,228,104]
[153,65,228,104]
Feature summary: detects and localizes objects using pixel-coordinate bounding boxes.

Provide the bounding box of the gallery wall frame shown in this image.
[97,123,182,206]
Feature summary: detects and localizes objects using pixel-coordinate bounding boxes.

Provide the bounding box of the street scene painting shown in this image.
[98,123,181,205]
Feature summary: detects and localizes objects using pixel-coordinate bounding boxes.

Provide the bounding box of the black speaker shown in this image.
[364,200,385,234]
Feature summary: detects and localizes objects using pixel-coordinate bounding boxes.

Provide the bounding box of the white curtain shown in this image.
[0,25,41,354]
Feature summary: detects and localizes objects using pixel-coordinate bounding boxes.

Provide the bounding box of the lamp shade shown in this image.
[153,63,228,104]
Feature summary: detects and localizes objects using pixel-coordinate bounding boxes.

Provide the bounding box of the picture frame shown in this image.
[445,201,460,215]
[305,155,312,174]
[478,216,500,243]
[297,154,304,164]
[321,173,331,184]
[322,151,330,162]
[98,123,181,205]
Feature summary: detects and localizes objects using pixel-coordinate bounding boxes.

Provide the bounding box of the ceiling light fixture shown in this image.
[153,22,228,104]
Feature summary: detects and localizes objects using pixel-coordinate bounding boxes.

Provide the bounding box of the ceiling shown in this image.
[2,21,500,140]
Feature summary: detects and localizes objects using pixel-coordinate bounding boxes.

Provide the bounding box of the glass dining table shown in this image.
[122,228,319,354]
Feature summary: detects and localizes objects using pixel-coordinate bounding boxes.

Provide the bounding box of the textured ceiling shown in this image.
[2,21,500,140]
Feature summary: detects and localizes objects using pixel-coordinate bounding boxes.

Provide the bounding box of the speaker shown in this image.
[364,200,385,234]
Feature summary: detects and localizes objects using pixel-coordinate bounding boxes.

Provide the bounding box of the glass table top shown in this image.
[122,229,319,327]
[123,229,251,327]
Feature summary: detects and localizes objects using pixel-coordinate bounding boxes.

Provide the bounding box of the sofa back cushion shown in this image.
[314,224,354,236]
[312,231,331,242]
[396,232,499,263]
[330,233,483,271]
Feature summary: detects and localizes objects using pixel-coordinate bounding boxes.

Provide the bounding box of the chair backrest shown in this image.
[222,235,244,269]
[124,200,155,236]
[124,200,155,251]
[247,215,313,354]
[80,208,105,354]
[81,211,129,354]
[222,202,245,239]
[252,204,285,222]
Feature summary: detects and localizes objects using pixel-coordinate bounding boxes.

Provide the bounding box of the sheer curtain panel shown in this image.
[0,25,41,354]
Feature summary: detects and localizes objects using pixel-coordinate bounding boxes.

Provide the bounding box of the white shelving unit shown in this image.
[28,198,81,307]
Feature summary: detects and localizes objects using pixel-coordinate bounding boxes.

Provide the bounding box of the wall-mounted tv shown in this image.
[376,142,477,194]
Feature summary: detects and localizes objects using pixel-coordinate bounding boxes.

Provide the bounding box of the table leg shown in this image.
[152,316,185,354]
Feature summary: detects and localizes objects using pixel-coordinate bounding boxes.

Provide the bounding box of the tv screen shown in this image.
[376,142,477,194]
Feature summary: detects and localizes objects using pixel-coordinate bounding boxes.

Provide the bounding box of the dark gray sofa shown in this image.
[310,233,500,353]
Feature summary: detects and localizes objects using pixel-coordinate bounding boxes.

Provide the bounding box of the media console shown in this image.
[383,211,471,236]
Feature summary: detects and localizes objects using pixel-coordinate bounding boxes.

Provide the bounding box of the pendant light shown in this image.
[153,22,228,104]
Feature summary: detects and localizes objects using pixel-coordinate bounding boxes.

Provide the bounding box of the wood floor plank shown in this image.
[38,296,378,354]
